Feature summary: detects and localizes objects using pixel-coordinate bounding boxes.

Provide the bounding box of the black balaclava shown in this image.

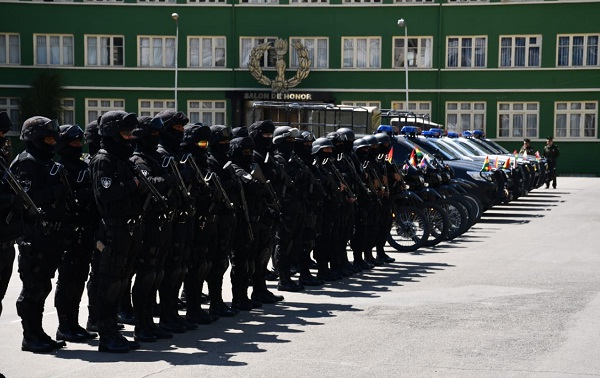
[249,120,275,155]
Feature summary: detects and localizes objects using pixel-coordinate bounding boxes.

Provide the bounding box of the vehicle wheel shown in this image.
[420,202,449,247]
[453,196,477,229]
[387,205,430,252]
[439,198,468,241]
[462,194,483,223]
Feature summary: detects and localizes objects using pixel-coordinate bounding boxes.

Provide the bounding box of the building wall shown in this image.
[1,0,599,175]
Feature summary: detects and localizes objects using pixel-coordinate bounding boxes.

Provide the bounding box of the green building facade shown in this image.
[1,0,599,174]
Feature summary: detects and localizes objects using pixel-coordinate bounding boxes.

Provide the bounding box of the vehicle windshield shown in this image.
[481,138,510,154]
[451,139,487,156]
[465,138,502,155]
[412,138,460,160]
[435,138,475,159]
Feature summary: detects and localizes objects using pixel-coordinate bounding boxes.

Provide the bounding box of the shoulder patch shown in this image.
[100,177,112,188]
[21,180,31,193]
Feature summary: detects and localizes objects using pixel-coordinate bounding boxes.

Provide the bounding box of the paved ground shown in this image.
[1,177,599,378]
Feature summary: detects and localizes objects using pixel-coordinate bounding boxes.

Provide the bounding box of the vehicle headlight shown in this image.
[467,170,493,182]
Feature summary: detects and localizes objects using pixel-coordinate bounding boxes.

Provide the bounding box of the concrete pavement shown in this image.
[1,177,599,377]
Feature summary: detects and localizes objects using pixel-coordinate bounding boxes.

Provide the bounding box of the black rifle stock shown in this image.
[1,157,44,224]
[132,165,169,210]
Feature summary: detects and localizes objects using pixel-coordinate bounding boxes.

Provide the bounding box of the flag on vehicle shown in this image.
[387,146,394,163]
[481,156,491,172]
[503,157,511,169]
[409,149,417,166]
[494,156,499,169]
[513,150,518,168]
[535,151,540,161]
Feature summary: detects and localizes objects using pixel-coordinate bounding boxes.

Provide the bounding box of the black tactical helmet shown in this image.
[337,127,356,142]
[326,132,343,146]
[352,137,371,152]
[273,126,300,145]
[0,111,12,133]
[133,116,164,139]
[56,124,84,152]
[374,132,391,145]
[229,136,255,157]
[20,116,60,141]
[297,130,315,143]
[232,126,249,138]
[248,120,275,138]
[84,119,99,145]
[98,110,138,137]
[362,134,378,147]
[311,137,334,155]
[209,125,232,144]
[183,123,212,145]
[156,109,189,129]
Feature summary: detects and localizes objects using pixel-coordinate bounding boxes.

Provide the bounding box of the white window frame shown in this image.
[188,36,226,68]
[240,0,278,3]
[138,0,175,3]
[188,100,227,127]
[557,34,599,67]
[86,98,125,126]
[34,34,74,66]
[342,0,382,3]
[188,0,226,2]
[342,101,381,109]
[138,99,176,117]
[391,101,432,119]
[85,35,124,67]
[290,37,328,69]
[61,98,76,126]
[240,37,277,68]
[393,36,433,68]
[499,35,541,68]
[84,0,123,2]
[0,33,20,65]
[445,102,486,134]
[394,0,433,2]
[290,0,328,3]
[554,101,597,139]
[138,36,176,68]
[446,36,487,68]
[497,102,539,139]
[0,97,21,134]
[342,37,381,69]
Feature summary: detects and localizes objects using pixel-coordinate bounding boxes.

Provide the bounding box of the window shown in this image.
[342,101,381,108]
[497,102,539,139]
[139,100,176,117]
[290,37,328,69]
[188,100,226,126]
[445,102,486,134]
[34,34,74,66]
[61,98,75,125]
[557,34,599,67]
[138,0,175,2]
[391,101,432,119]
[290,0,328,3]
[342,0,381,2]
[393,36,432,68]
[240,37,277,68]
[188,36,226,68]
[138,36,175,67]
[86,35,124,67]
[86,98,125,126]
[447,36,487,68]
[0,34,20,65]
[0,97,20,133]
[394,0,433,2]
[499,35,541,68]
[84,0,123,2]
[240,0,278,2]
[554,101,597,138]
[342,37,381,68]
[188,0,226,2]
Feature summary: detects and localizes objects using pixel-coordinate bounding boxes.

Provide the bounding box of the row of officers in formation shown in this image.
[0,109,402,354]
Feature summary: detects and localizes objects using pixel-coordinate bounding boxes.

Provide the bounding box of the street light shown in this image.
[397,18,409,112]
[172,12,179,110]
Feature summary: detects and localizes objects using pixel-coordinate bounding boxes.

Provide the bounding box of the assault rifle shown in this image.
[251,161,281,213]
[224,161,253,241]
[132,165,168,211]
[1,157,44,224]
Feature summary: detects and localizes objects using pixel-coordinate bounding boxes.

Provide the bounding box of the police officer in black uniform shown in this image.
[89,110,143,353]
[53,124,99,343]
[180,123,218,325]
[272,126,308,292]
[155,110,197,332]
[11,116,67,353]
[206,125,238,318]
[0,111,23,319]
[247,120,284,304]
[129,116,178,341]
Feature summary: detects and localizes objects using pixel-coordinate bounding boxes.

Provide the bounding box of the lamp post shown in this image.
[172,12,179,110]
[397,18,409,112]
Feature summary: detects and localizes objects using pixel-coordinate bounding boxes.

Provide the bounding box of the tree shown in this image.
[20,71,64,122]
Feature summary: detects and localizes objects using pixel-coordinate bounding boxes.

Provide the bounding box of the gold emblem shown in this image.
[248,39,311,93]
